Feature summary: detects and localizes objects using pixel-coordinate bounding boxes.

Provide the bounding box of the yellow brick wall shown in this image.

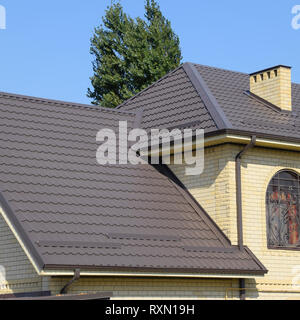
[171,144,235,242]
[0,213,43,295]
[49,276,240,300]
[170,144,300,299]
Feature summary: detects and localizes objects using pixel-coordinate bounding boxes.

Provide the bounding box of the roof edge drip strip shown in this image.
[41,263,267,276]
[182,62,232,130]
[244,246,268,273]
[0,191,45,271]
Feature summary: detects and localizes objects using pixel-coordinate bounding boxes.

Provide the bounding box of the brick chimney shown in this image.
[249,65,292,112]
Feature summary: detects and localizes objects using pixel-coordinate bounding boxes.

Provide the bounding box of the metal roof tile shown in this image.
[0,88,266,275]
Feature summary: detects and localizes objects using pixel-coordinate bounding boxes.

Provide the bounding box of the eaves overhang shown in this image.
[140,128,300,160]
[204,129,300,151]
[0,190,267,279]
[40,263,267,279]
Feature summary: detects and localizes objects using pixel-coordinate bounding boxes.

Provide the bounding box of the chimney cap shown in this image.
[249,65,292,76]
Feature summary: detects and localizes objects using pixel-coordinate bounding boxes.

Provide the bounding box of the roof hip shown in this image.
[182,62,232,130]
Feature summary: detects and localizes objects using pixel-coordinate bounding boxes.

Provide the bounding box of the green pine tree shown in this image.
[88,0,182,108]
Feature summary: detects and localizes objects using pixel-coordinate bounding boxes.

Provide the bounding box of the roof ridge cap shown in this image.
[191,62,248,75]
[193,63,300,85]
[183,62,232,130]
[0,91,136,116]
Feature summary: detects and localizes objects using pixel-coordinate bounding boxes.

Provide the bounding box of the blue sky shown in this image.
[0,0,299,104]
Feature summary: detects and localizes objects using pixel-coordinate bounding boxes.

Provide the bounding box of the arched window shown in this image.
[266,170,300,248]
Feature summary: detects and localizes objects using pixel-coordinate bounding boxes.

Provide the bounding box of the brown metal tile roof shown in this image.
[0,91,266,275]
[194,63,300,139]
[119,62,300,141]
[118,65,218,132]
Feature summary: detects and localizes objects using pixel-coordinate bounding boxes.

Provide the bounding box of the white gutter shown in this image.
[206,134,300,151]
[40,269,263,279]
[142,133,300,159]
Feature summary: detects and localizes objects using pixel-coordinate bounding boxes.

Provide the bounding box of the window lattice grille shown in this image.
[266,171,300,248]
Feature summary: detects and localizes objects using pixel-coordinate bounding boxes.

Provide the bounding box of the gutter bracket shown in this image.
[60,269,80,295]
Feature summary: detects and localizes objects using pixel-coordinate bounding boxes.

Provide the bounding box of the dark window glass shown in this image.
[266,171,300,248]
